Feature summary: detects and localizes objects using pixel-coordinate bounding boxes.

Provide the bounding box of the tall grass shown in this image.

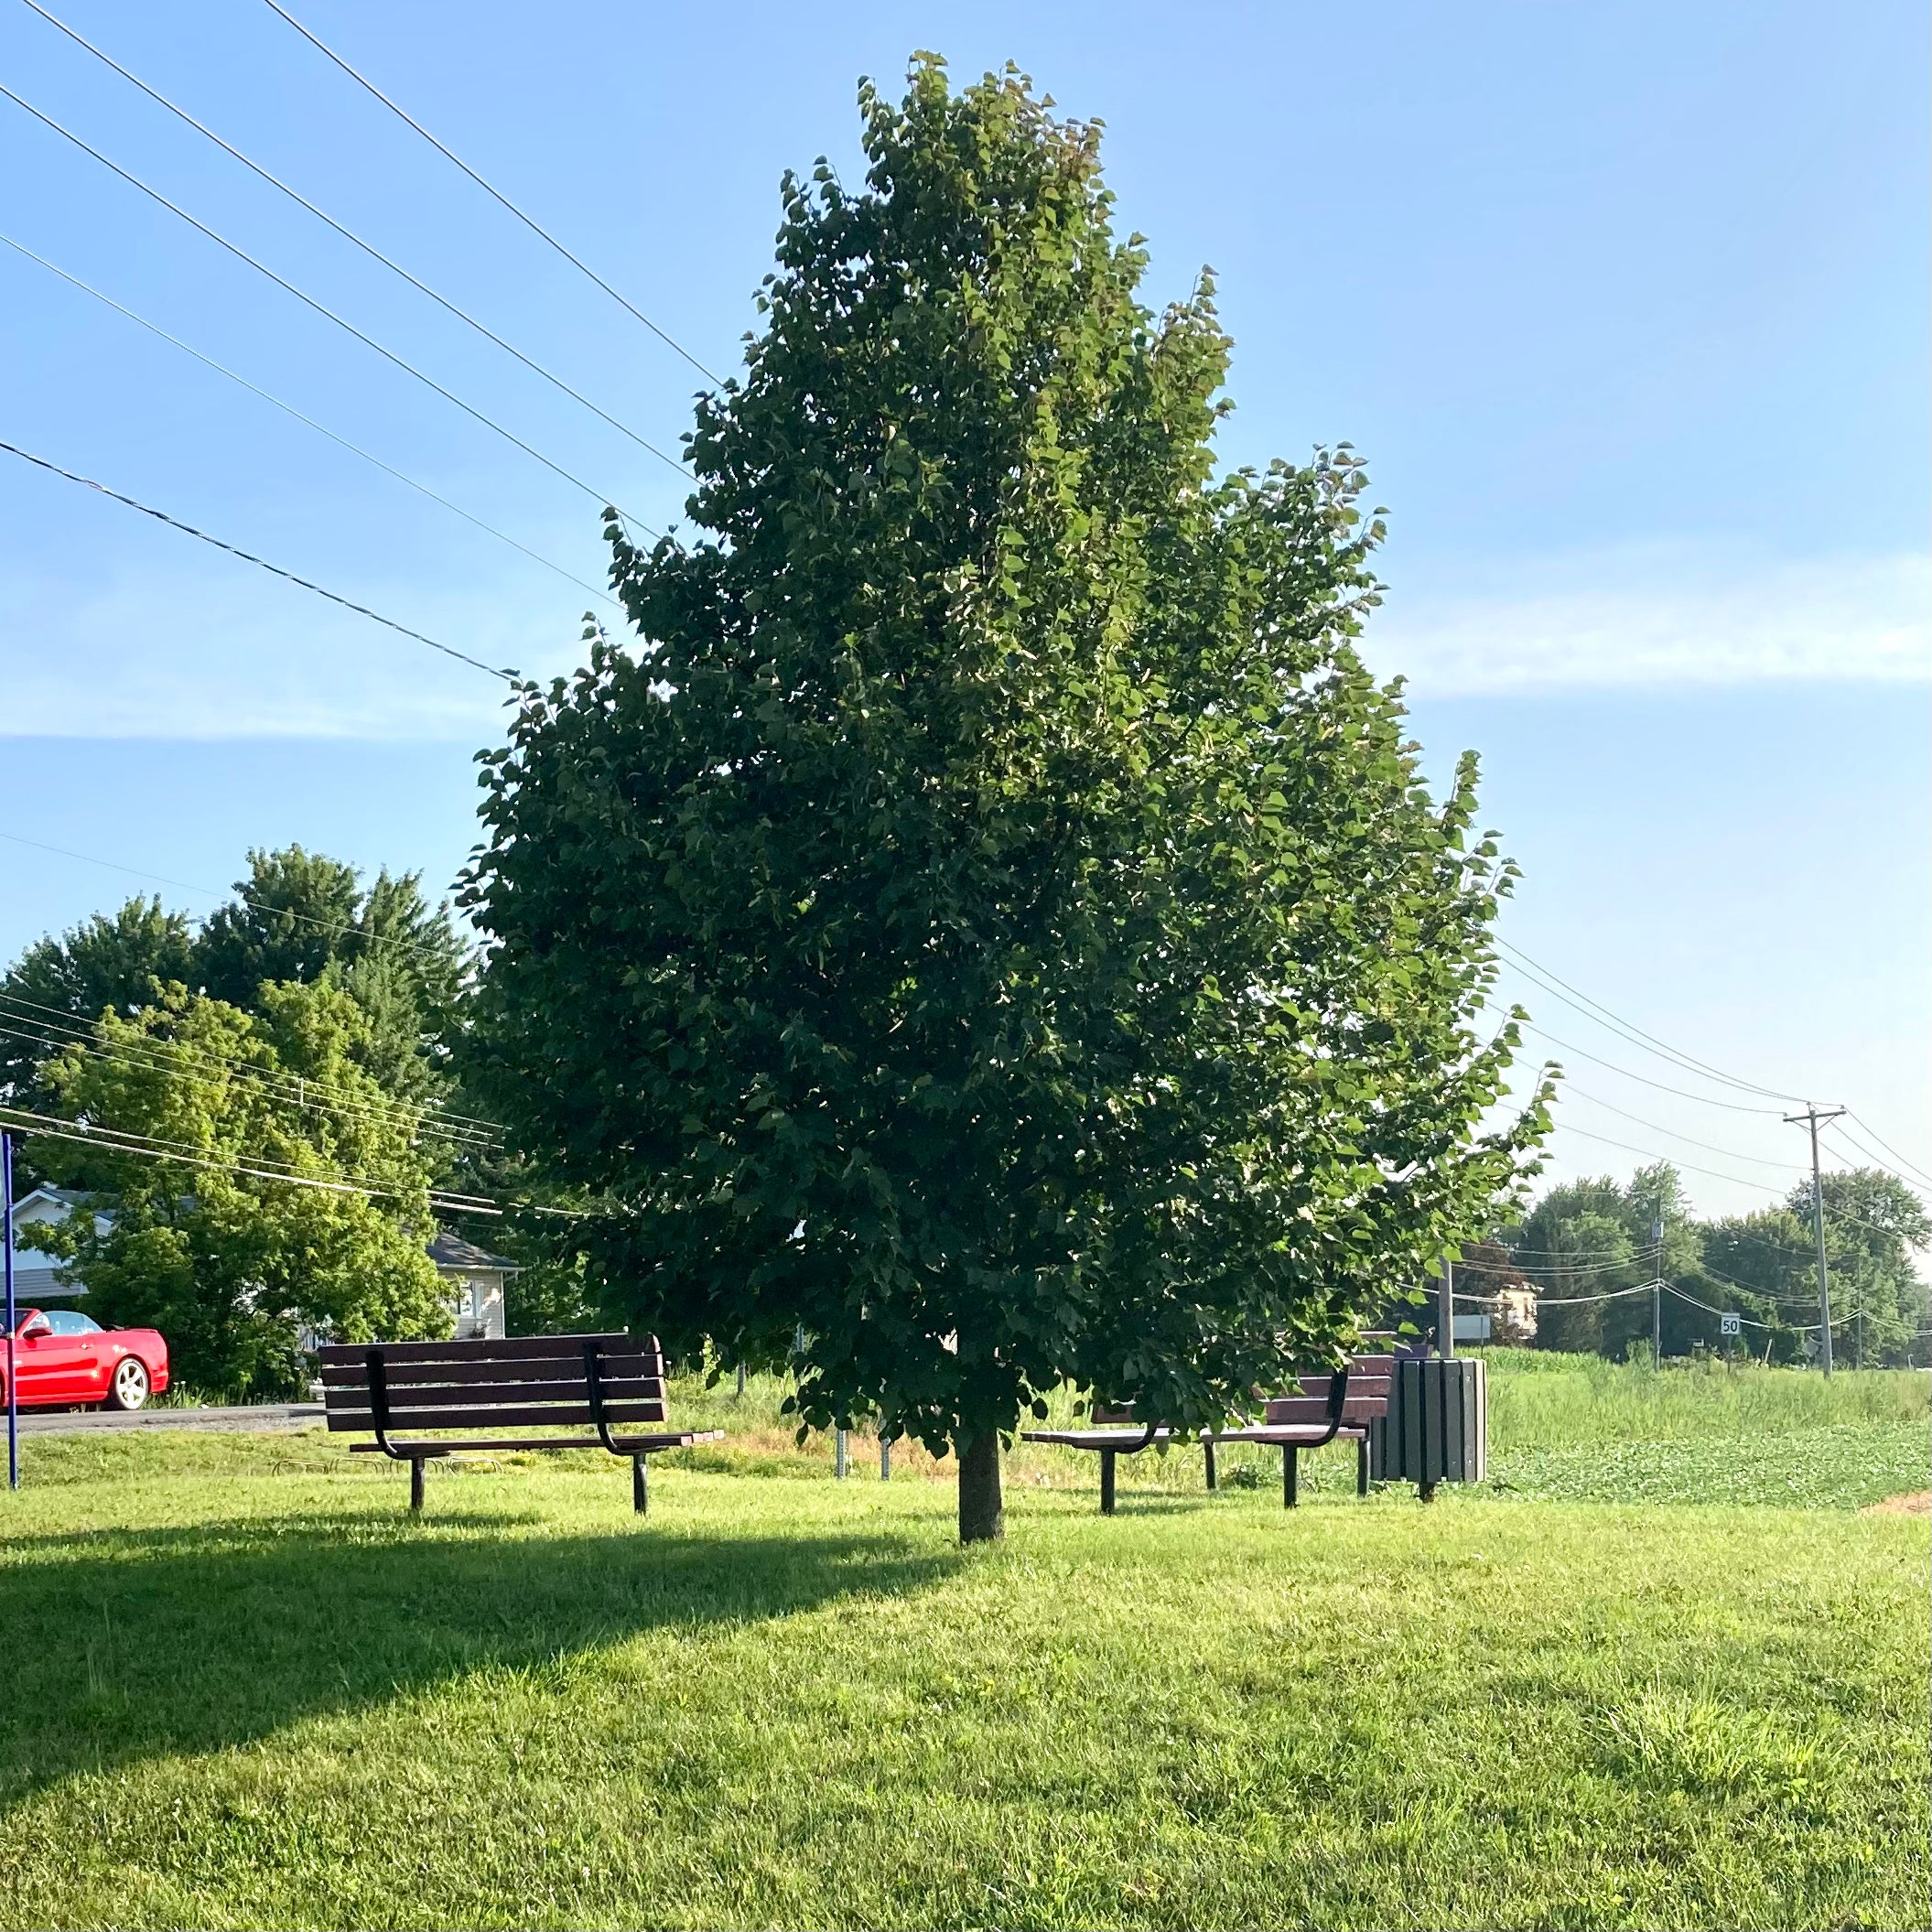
[1475,1348,1930,1450]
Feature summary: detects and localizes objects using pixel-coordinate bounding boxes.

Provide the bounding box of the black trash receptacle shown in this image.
[1366,1356,1486,1497]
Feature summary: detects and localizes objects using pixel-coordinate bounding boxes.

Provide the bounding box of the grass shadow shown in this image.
[0,1511,956,1808]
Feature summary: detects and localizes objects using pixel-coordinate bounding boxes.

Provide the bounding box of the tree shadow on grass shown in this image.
[0,1511,957,1808]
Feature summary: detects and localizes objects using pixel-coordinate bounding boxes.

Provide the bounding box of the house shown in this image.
[427,1230,519,1341]
[5,1185,108,1303]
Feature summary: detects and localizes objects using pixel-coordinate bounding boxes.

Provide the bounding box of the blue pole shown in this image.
[4,1128,16,1490]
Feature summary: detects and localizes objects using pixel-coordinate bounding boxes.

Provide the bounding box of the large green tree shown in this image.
[30,981,449,1398]
[465,60,1547,1538]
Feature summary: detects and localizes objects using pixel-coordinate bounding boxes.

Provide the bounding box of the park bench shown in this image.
[318,1332,721,1514]
[1020,1405,1174,1515]
[1206,1351,1397,1506]
[1021,1351,1398,1513]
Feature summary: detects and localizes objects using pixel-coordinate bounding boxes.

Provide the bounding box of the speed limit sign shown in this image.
[1720,1312,1742,1338]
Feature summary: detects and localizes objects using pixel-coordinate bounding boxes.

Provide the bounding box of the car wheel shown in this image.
[106,1356,150,1411]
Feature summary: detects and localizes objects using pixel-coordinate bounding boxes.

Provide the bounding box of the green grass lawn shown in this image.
[0,1399,1926,1930]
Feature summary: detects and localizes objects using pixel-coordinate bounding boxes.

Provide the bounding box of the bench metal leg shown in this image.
[1357,1437,1370,1497]
[1099,1449,1117,1516]
[1283,1446,1299,1509]
[1204,1440,1218,1493]
[409,1457,425,1514]
[632,1453,649,1516]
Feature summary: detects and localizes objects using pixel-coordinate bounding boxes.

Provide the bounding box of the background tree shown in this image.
[196,847,470,1105]
[1501,1163,1700,1357]
[1805,1171,1929,1366]
[29,981,448,1398]
[0,896,196,1130]
[1696,1205,1812,1362]
[464,59,1548,1540]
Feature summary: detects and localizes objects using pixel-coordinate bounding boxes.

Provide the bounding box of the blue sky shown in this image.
[1,0,1926,1217]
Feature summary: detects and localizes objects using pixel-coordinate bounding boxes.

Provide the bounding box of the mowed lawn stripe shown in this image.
[0,1446,1924,1930]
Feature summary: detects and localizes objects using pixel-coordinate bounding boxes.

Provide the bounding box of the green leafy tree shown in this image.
[0,896,196,1129]
[196,847,470,1105]
[30,981,449,1398]
[1806,1170,1929,1366]
[1697,1206,1813,1363]
[1504,1163,1700,1357]
[464,60,1547,1538]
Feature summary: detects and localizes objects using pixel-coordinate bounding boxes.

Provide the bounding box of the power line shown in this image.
[0,232,621,612]
[0,1102,598,1220]
[1662,1281,1823,1335]
[0,984,502,1136]
[1495,941,1804,1103]
[1517,1020,1786,1115]
[0,1006,502,1151]
[0,1022,502,1167]
[0,81,654,533]
[1558,1122,1793,1198]
[1560,1086,1804,1174]
[258,0,725,388]
[0,1098,436,1203]
[1825,1121,1932,1199]
[1455,1282,1653,1308]
[16,0,691,482]
[1845,1111,1932,1191]
[1556,1118,1919,1249]
[0,439,519,683]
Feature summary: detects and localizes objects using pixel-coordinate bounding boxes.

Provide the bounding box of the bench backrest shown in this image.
[318,1333,666,1434]
[1263,1353,1396,1430]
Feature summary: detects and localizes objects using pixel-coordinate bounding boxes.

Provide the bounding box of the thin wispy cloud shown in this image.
[4,545,1927,739]
[1372,549,1931,696]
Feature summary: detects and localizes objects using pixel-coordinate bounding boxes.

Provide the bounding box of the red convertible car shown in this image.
[1,1309,169,1410]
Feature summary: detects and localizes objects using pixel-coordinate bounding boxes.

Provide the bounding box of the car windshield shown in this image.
[43,1311,103,1336]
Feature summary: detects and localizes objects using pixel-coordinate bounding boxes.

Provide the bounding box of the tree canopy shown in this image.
[1493,1162,1929,1365]
[466,61,1546,1538]
[2,847,470,1161]
[28,981,449,1399]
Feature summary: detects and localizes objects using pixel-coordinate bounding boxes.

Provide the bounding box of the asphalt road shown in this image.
[12,1403,325,1435]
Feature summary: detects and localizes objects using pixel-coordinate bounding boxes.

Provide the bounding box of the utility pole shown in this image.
[1650,1203,1665,1369]
[1784,1104,1847,1376]
[4,1128,17,1491]
[1439,1251,1454,1359]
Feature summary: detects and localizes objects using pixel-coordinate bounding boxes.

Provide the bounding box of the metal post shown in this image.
[880,1434,890,1481]
[834,1428,847,1478]
[1439,1253,1454,1359]
[1785,1105,1846,1376]
[4,1128,16,1492]
[1651,1208,1664,1369]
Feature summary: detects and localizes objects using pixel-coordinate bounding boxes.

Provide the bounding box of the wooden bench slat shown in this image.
[326,1399,667,1432]
[321,1363,664,1398]
[316,1332,638,1365]
[348,1430,722,1455]
[325,1384,667,1419]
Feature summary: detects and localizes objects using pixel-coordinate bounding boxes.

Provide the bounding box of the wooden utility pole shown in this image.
[1784,1105,1847,1376]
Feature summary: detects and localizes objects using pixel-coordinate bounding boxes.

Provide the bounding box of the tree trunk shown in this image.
[957,1429,1004,1543]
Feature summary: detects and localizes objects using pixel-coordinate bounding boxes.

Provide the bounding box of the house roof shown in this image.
[426,1230,520,1273]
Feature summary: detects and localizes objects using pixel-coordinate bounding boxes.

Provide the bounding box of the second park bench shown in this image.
[1022,1351,1398,1512]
